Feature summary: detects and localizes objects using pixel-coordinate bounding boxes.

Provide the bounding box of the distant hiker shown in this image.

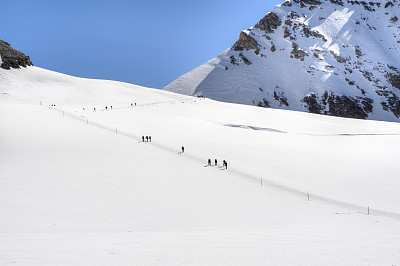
[208,159,211,166]
[181,146,184,153]
[142,136,145,142]
[225,161,228,169]
[131,103,133,107]
[223,160,227,169]
[146,136,149,142]
[94,108,96,111]
[105,106,108,110]
[215,159,218,166]
[111,106,113,109]
[149,136,152,142]
[135,103,137,106]
[83,108,85,110]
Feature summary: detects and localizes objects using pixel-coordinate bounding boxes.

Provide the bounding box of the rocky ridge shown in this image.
[0,40,33,70]
[164,0,400,122]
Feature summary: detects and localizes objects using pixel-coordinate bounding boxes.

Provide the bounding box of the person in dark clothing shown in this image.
[142,136,145,142]
[225,161,228,169]
[111,106,113,109]
[181,146,184,153]
[208,159,211,166]
[215,159,218,166]
[105,106,107,110]
[149,136,152,142]
[146,136,149,142]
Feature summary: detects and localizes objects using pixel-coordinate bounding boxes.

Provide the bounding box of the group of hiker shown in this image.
[142,136,152,142]
[207,158,228,169]
[181,146,228,169]
[89,103,137,111]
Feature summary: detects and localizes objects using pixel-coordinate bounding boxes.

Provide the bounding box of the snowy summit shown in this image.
[164,0,400,122]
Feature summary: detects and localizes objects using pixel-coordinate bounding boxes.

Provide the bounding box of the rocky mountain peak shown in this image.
[0,40,33,70]
[164,0,400,121]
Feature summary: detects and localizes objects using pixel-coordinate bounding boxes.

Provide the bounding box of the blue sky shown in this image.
[2,0,282,89]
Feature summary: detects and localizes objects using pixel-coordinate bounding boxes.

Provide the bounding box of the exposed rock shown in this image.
[255,12,282,34]
[355,47,363,57]
[391,16,398,23]
[385,2,394,8]
[310,30,324,39]
[360,97,374,113]
[233,31,260,54]
[271,45,276,52]
[0,40,33,70]
[291,43,308,60]
[282,1,292,7]
[387,73,400,90]
[257,99,270,107]
[284,27,292,38]
[330,51,347,63]
[301,93,322,114]
[302,91,373,119]
[273,91,289,106]
[288,11,300,19]
[240,54,252,65]
[379,91,400,117]
[293,0,322,5]
[329,0,344,6]
[285,19,293,26]
[230,56,239,65]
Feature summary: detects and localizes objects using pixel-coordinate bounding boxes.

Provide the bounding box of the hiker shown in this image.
[149,136,152,142]
[208,159,211,166]
[146,136,149,142]
[131,103,133,107]
[135,103,137,106]
[105,106,108,110]
[142,136,145,142]
[181,146,184,153]
[94,108,96,111]
[225,160,228,169]
[215,159,218,166]
[111,106,113,109]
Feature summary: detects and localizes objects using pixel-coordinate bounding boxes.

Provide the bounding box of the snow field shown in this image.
[1,66,400,265]
[1,101,400,265]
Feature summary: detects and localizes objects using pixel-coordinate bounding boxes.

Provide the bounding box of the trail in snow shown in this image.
[47,104,400,220]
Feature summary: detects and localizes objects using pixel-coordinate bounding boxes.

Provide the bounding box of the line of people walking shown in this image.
[208,158,227,169]
[142,136,152,142]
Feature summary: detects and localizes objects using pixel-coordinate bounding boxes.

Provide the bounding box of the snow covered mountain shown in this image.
[164,0,400,122]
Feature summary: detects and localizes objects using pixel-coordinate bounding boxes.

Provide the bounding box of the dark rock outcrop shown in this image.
[233,32,260,54]
[293,0,322,6]
[302,91,373,119]
[255,12,282,34]
[0,40,33,70]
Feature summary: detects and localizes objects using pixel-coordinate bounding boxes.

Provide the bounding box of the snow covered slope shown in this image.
[164,0,400,122]
[1,64,400,265]
[0,66,186,108]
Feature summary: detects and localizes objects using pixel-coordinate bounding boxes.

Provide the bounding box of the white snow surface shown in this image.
[1,66,400,265]
[164,0,400,122]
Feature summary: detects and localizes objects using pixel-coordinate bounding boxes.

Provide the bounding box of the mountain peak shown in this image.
[164,0,400,122]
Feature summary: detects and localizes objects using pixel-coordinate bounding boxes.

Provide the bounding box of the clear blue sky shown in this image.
[1,0,282,89]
